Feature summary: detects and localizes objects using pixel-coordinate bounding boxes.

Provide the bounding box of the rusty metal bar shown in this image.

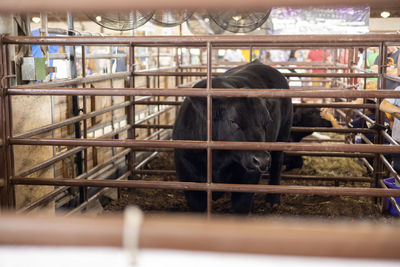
[294,103,376,109]
[133,124,375,135]
[184,64,352,70]
[16,152,128,213]
[0,38,8,207]
[10,138,400,154]
[123,100,378,110]
[206,41,212,216]
[134,100,182,106]
[135,106,174,125]
[134,124,173,129]
[381,129,399,146]
[1,212,400,259]
[9,88,400,98]
[301,138,345,143]
[3,34,400,46]
[360,157,374,174]
[12,72,130,89]
[13,100,132,139]
[16,128,169,213]
[17,125,131,178]
[133,170,372,183]
[292,127,375,134]
[64,171,130,216]
[17,186,68,214]
[132,71,377,78]
[2,42,14,208]
[284,151,375,158]
[9,178,400,198]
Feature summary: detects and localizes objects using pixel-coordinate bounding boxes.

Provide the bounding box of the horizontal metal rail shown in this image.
[133,71,377,78]
[9,138,400,154]
[13,101,132,139]
[134,170,372,183]
[301,138,345,143]
[284,151,375,158]
[133,100,377,110]
[1,212,400,259]
[8,88,400,98]
[16,186,68,214]
[291,127,375,134]
[12,72,130,89]
[133,124,376,134]
[3,34,400,46]
[15,128,172,213]
[16,123,130,177]
[17,150,129,213]
[9,178,400,197]
[181,64,351,70]
[64,171,130,216]
[49,53,127,60]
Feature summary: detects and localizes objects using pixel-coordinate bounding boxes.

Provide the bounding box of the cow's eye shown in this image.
[230,120,240,129]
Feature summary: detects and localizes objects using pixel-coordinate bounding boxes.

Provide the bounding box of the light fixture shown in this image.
[380,11,390,18]
[96,16,102,22]
[204,18,209,23]
[32,17,40,23]
[232,16,242,22]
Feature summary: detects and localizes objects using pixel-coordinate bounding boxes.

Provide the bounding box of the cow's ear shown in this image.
[189,97,207,118]
[264,108,273,125]
[292,111,302,126]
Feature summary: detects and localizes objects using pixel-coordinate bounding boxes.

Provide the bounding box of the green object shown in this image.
[35,57,46,81]
[367,52,379,69]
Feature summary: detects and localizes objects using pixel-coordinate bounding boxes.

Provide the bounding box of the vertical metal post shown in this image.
[110,45,116,158]
[67,12,84,204]
[374,42,387,192]
[81,45,89,204]
[0,36,8,209]
[1,41,15,208]
[126,44,136,179]
[156,47,160,140]
[206,41,212,218]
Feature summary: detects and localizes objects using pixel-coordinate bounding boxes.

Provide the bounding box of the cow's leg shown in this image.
[231,171,259,214]
[285,155,303,171]
[231,192,255,214]
[175,149,207,212]
[184,191,207,212]
[266,150,283,207]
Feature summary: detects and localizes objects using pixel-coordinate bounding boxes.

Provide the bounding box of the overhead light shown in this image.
[32,17,40,23]
[204,18,209,23]
[232,16,242,22]
[380,11,390,18]
[96,16,102,22]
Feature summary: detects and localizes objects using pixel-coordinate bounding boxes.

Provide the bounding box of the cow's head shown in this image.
[293,107,332,128]
[189,78,272,175]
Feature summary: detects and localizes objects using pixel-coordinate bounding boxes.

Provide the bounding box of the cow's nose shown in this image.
[252,153,270,172]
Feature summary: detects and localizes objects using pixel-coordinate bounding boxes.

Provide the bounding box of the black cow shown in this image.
[284,107,332,171]
[173,60,292,214]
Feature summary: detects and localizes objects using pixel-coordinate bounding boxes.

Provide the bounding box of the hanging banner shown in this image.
[267,6,370,34]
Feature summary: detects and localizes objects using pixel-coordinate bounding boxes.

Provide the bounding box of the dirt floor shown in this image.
[104,137,397,222]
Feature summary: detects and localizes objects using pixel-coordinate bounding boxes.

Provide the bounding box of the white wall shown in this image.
[369,18,400,32]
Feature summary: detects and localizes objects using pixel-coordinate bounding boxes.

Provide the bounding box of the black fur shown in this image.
[173,60,292,214]
[284,107,332,170]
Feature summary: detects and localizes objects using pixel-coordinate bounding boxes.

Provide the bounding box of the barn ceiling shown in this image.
[30,6,400,24]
